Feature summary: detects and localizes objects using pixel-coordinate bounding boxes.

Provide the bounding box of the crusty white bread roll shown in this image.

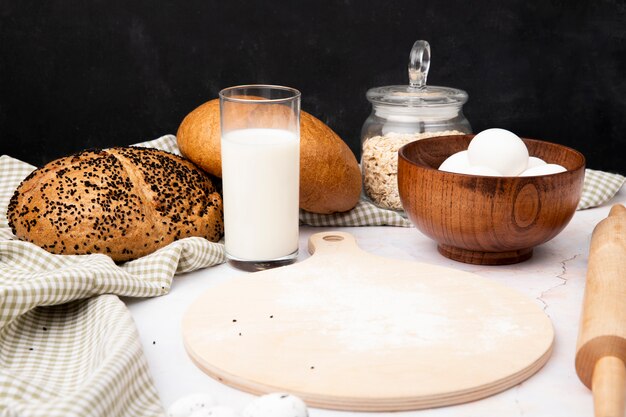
[176,99,362,214]
[7,146,224,261]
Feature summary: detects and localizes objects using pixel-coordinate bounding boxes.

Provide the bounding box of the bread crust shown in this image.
[177,99,223,177]
[7,147,224,261]
[176,99,361,214]
[299,112,362,214]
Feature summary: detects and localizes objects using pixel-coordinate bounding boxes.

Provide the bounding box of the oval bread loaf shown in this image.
[7,146,224,262]
[176,99,362,214]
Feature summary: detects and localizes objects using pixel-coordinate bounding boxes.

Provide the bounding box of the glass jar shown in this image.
[361,40,472,210]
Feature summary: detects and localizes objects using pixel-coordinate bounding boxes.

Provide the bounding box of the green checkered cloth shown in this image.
[1,134,623,417]
[578,168,626,210]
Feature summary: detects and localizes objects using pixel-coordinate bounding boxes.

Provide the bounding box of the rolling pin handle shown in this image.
[592,356,626,417]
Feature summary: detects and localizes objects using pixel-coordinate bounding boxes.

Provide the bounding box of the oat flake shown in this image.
[362,130,464,210]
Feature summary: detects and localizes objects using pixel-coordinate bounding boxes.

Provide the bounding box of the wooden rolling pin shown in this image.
[576,204,626,417]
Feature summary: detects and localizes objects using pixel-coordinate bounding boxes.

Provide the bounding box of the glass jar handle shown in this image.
[408,40,430,89]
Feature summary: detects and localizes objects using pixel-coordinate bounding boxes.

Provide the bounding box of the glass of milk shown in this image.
[219,85,301,271]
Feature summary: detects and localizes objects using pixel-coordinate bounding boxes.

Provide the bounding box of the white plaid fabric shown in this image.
[0,296,163,417]
[577,168,625,210]
[0,134,623,417]
[300,198,412,227]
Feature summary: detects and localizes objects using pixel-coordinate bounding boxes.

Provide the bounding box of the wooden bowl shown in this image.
[397,135,586,265]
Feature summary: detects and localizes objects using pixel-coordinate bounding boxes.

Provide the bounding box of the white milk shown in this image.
[221,128,300,260]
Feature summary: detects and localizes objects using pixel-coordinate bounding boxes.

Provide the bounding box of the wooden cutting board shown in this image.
[182,232,554,411]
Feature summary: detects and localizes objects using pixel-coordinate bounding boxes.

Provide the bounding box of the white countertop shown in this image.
[124,187,626,417]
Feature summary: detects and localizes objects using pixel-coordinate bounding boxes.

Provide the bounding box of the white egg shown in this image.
[190,406,239,417]
[519,164,567,177]
[168,393,217,417]
[438,151,472,174]
[242,393,308,417]
[527,156,547,169]
[463,165,502,176]
[468,128,529,176]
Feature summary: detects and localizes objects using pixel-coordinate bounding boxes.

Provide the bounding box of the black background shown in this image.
[1,0,625,173]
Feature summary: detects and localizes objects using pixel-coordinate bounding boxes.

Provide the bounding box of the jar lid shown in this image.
[366,41,468,107]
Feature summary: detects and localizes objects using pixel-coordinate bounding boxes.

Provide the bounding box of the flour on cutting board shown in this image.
[273,261,530,353]
[184,236,556,409]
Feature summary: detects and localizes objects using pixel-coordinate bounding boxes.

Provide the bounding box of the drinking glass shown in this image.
[219,85,301,271]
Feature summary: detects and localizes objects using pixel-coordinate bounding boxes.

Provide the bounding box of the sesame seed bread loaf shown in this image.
[7,147,224,262]
[176,99,362,214]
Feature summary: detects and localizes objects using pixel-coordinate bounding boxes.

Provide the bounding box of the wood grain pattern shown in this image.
[182,231,554,411]
[576,204,626,417]
[397,135,586,265]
